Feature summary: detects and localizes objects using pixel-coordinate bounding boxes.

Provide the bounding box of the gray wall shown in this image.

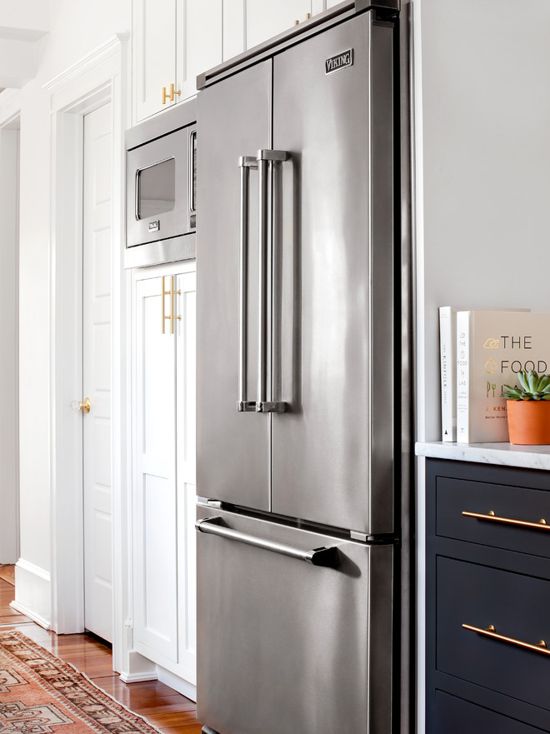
[416,0,550,444]
[414,1,550,731]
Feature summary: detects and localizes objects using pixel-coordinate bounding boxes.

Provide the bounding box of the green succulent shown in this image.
[503,370,550,401]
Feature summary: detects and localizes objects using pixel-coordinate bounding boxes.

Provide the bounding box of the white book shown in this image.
[439,306,461,442]
[456,310,550,444]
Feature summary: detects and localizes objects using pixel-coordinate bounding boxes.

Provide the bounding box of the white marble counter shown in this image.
[415,441,550,471]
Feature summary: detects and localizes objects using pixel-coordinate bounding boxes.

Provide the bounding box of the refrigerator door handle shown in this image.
[237,155,258,413]
[196,516,339,567]
[256,148,289,414]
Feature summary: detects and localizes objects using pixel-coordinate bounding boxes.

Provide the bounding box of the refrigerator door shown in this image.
[196,504,393,734]
[197,61,272,511]
[271,13,395,535]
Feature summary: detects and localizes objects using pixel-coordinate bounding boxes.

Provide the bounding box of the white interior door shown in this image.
[83,102,113,643]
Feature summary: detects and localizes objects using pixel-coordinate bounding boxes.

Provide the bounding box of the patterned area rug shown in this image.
[0,631,159,734]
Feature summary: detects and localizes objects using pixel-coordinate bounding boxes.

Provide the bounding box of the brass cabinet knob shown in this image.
[79,398,91,414]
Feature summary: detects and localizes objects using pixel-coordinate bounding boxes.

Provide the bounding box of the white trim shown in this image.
[0,89,22,126]
[10,600,51,630]
[157,666,197,702]
[12,559,51,629]
[48,35,130,678]
[44,35,129,92]
[119,672,158,684]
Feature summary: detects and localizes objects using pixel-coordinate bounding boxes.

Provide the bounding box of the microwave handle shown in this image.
[188,129,197,228]
[134,170,139,221]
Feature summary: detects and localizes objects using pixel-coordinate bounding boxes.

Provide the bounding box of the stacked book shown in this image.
[439,308,550,443]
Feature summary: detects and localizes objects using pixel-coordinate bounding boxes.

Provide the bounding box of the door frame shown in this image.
[0,96,22,566]
[47,35,130,673]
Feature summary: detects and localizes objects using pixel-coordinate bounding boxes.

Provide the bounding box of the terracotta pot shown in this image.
[506,400,550,445]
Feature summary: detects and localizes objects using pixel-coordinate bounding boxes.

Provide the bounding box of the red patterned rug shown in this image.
[0,631,159,734]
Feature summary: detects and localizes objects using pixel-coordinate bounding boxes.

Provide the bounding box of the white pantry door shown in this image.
[82,103,113,643]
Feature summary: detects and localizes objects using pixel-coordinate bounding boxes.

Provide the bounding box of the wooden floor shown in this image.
[0,570,202,733]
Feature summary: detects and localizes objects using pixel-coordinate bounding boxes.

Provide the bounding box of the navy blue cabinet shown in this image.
[427,459,550,734]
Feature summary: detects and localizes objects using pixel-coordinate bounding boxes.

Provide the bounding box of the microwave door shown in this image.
[126,125,192,249]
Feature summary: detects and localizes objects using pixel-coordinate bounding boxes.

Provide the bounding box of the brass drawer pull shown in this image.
[462,510,549,532]
[463,623,550,657]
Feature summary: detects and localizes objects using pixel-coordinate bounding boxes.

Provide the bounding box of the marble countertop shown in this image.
[415,441,550,471]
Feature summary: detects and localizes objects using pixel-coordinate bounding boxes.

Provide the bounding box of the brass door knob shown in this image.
[79,398,91,414]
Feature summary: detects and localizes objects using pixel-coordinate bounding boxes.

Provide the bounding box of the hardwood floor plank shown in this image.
[0,576,202,732]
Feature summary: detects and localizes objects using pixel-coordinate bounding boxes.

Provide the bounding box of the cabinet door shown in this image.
[133,0,177,121]
[246,0,313,49]
[175,270,197,685]
[176,0,223,101]
[133,273,178,664]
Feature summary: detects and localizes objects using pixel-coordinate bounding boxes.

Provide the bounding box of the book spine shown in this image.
[456,311,471,444]
[439,307,456,442]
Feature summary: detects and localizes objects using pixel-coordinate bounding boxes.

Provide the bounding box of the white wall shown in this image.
[0,125,19,564]
[414,1,550,731]
[3,0,130,627]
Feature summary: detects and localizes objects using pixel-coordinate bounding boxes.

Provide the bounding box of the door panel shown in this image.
[133,275,178,662]
[83,103,113,643]
[197,61,272,510]
[272,14,395,534]
[197,504,393,734]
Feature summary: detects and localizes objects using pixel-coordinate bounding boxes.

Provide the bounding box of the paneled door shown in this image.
[133,262,197,685]
[133,272,178,664]
[82,102,114,643]
[133,0,177,120]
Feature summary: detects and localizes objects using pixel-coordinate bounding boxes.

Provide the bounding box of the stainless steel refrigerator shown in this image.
[196,2,410,733]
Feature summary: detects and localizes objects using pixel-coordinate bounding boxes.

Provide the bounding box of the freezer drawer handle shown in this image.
[237,150,289,415]
[196,517,339,567]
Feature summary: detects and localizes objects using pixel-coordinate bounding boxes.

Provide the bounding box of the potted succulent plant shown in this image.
[504,370,550,445]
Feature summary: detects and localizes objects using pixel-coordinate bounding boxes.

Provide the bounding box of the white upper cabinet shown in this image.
[133,0,178,121]
[245,0,314,50]
[133,0,329,122]
[177,0,223,101]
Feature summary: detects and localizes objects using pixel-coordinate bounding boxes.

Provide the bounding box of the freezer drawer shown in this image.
[196,505,394,734]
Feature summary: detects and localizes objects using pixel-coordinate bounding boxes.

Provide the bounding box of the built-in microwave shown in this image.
[125,100,196,268]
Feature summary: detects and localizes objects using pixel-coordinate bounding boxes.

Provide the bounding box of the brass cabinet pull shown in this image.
[169,82,181,102]
[462,510,550,532]
[463,623,550,657]
[161,85,168,104]
[161,275,181,335]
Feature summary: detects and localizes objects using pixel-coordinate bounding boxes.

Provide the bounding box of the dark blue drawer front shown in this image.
[435,474,550,558]
[437,555,550,712]
[432,691,547,734]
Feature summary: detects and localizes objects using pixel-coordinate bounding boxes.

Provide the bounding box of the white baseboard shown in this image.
[119,671,158,684]
[157,665,196,702]
[13,559,51,629]
[10,600,50,630]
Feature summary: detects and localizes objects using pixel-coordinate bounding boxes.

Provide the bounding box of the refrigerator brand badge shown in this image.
[325,49,354,75]
[148,219,160,232]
